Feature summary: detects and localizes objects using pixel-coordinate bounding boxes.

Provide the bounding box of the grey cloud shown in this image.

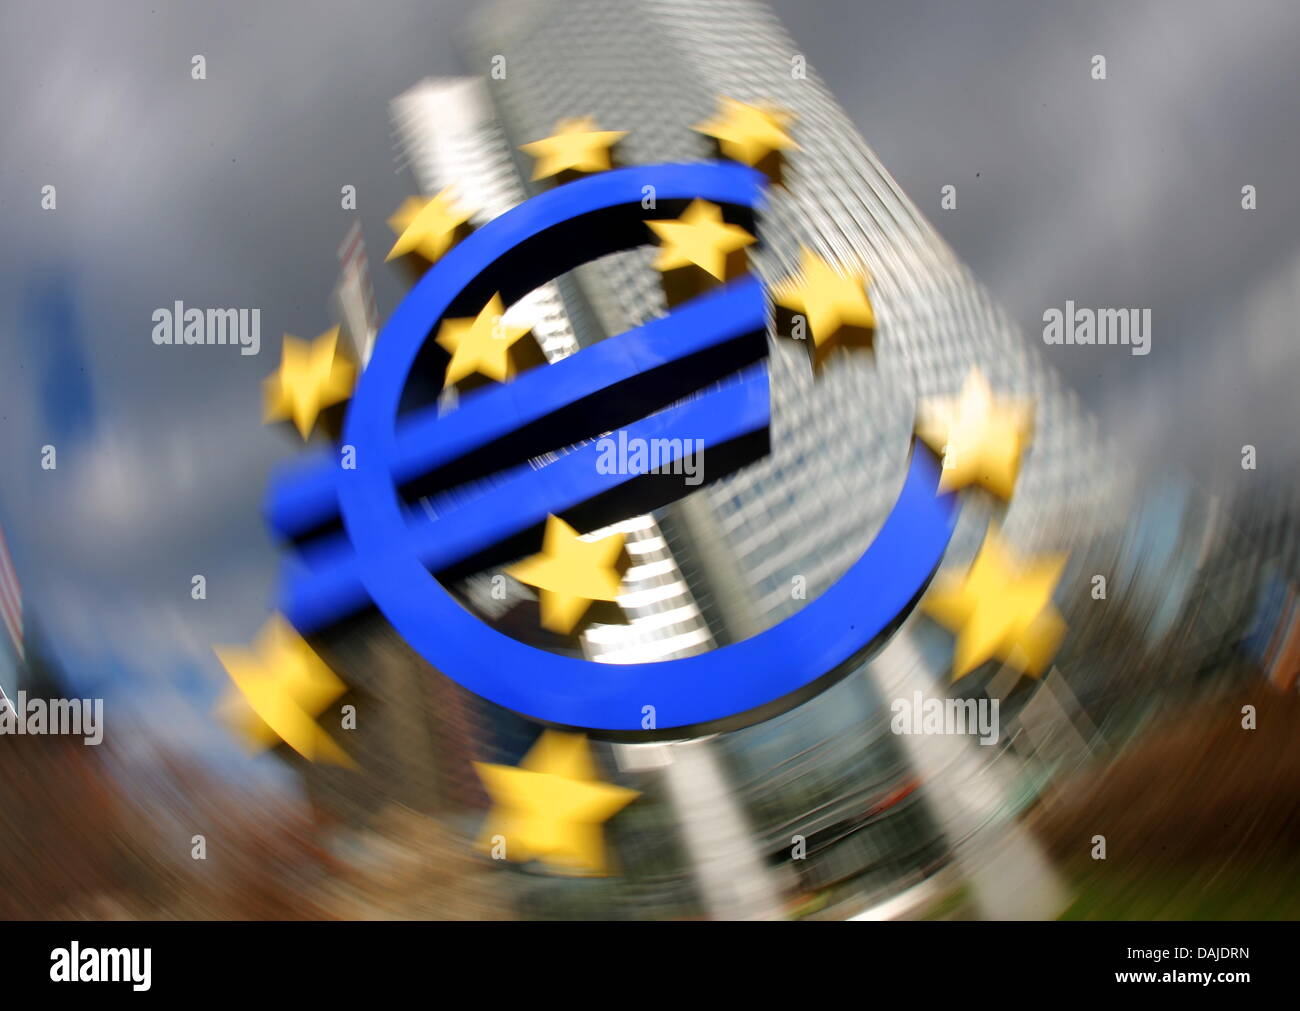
[2,0,1298,761]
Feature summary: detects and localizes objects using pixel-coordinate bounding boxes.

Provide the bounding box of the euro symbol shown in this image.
[266,162,956,736]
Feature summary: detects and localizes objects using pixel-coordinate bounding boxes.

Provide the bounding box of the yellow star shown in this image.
[519,117,627,183]
[915,369,1036,500]
[646,199,756,306]
[263,328,355,439]
[435,292,546,391]
[386,189,474,264]
[474,731,640,875]
[505,514,628,635]
[215,614,354,767]
[922,530,1067,682]
[771,247,877,371]
[694,96,798,184]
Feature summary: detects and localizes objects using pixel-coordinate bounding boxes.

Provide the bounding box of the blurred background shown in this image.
[0,0,1297,920]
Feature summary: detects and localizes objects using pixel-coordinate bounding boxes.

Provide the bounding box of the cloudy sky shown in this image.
[1,0,1297,766]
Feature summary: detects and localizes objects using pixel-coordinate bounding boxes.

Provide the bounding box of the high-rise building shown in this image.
[308,0,1286,918]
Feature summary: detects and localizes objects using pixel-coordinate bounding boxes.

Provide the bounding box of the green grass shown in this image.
[1060,861,1300,920]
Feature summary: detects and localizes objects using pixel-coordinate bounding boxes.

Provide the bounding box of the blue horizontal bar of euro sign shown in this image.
[264,275,767,541]
[281,364,770,634]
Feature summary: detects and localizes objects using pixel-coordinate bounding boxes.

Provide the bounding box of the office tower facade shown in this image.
[444,0,1137,917]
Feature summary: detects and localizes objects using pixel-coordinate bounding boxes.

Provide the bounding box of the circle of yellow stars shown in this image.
[246,95,1074,874]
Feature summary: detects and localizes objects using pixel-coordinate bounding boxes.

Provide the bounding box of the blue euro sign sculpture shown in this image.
[265,161,957,735]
